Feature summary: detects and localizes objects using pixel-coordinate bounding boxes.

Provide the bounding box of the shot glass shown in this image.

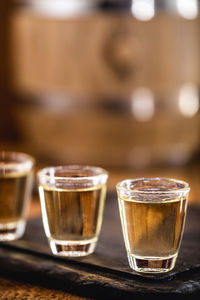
[116,178,190,274]
[38,165,108,257]
[0,151,34,241]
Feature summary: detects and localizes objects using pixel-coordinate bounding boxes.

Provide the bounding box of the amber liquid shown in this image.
[39,185,106,243]
[0,171,32,224]
[118,197,187,259]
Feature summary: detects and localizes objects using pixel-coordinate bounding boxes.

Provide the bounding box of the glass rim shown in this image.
[37,165,109,181]
[0,151,35,164]
[116,177,190,194]
[0,151,35,174]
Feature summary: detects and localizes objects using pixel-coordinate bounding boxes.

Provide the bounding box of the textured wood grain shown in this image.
[9,9,200,96]
[0,276,88,300]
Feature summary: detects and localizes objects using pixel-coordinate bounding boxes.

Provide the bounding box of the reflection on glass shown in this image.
[131,0,155,21]
[176,0,198,20]
[0,152,34,241]
[131,88,155,121]
[117,178,190,274]
[178,83,199,117]
[38,166,108,257]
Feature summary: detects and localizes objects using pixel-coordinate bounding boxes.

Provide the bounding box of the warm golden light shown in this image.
[131,88,155,121]
[176,0,198,20]
[178,83,199,117]
[131,0,155,21]
[30,0,92,18]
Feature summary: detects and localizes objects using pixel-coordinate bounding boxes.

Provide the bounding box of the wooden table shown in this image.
[0,277,88,300]
[0,156,199,298]
[0,192,200,299]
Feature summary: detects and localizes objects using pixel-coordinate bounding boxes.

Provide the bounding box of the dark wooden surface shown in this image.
[0,276,88,300]
[0,193,200,299]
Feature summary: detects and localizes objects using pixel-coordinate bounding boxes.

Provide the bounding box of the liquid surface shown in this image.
[118,197,187,257]
[0,171,32,223]
[39,185,106,241]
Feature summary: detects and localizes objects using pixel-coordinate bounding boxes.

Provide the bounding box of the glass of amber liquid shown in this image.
[38,165,108,257]
[116,178,190,274]
[0,151,34,241]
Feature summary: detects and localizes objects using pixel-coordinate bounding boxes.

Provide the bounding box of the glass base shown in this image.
[0,220,26,241]
[128,254,177,274]
[49,237,98,257]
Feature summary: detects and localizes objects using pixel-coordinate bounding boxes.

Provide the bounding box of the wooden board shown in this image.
[0,193,200,299]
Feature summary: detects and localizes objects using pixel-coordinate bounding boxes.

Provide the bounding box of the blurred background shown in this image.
[0,0,200,203]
